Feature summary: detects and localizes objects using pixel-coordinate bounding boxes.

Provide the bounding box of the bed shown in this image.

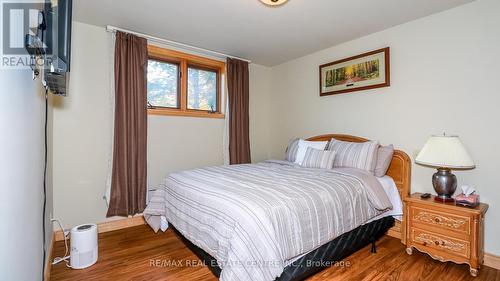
[144,134,411,281]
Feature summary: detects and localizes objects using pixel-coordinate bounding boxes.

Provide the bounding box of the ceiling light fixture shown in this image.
[260,0,289,7]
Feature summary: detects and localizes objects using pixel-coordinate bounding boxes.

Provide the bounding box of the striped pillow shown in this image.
[294,140,329,165]
[301,147,336,169]
[327,138,379,174]
[285,138,300,162]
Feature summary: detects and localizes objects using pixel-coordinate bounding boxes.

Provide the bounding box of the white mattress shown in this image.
[369,175,403,222]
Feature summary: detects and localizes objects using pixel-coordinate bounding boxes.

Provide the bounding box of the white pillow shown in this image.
[294,139,328,165]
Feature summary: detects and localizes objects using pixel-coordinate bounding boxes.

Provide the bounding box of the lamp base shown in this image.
[434,195,455,203]
[432,168,457,203]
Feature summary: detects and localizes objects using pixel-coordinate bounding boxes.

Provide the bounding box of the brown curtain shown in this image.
[227,58,251,164]
[107,32,148,217]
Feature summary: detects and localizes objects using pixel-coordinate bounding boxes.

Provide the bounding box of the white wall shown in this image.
[250,64,272,163]
[52,22,113,228]
[0,69,52,280]
[52,21,272,228]
[267,0,500,255]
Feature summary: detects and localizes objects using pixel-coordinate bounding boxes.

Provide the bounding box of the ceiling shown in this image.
[74,0,473,66]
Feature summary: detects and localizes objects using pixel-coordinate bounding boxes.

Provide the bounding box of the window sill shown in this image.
[147,108,225,119]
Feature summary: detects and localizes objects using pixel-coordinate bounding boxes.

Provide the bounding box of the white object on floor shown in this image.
[70,224,98,269]
[160,216,169,232]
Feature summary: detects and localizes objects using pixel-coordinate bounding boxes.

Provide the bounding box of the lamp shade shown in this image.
[415,135,475,169]
[260,0,289,6]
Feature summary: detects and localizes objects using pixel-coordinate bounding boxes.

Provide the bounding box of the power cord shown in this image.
[42,87,48,280]
[41,93,73,273]
[51,219,71,268]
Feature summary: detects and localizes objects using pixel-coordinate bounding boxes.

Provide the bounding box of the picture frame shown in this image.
[319,47,390,96]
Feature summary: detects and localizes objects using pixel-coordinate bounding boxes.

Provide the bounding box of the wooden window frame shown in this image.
[147,45,225,119]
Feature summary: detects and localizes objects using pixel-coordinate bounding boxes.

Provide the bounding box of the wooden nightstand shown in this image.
[404,193,488,276]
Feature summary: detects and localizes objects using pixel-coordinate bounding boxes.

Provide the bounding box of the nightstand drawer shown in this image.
[410,206,470,235]
[411,228,470,259]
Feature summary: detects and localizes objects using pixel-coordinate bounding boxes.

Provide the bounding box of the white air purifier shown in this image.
[70,224,98,269]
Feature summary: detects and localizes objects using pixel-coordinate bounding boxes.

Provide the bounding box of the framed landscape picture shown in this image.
[319,47,390,96]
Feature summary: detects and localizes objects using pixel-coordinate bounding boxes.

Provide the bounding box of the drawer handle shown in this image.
[415,233,465,252]
[433,240,446,246]
[434,218,441,223]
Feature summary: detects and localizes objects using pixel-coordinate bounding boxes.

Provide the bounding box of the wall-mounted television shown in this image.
[44,0,72,72]
[43,0,72,95]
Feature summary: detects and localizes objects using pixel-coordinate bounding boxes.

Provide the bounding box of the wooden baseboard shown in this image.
[54,215,146,241]
[44,232,55,281]
[484,253,500,270]
[386,228,401,240]
[386,220,403,242]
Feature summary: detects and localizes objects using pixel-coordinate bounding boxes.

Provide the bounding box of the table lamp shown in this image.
[415,134,475,202]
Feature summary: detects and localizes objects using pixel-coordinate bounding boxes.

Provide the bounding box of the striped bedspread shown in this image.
[144,160,392,281]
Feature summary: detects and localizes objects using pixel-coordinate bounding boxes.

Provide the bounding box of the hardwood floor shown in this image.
[50,225,499,281]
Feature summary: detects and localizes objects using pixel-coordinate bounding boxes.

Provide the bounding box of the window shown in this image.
[147,60,180,108]
[187,66,218,111]
[147,46,225,118]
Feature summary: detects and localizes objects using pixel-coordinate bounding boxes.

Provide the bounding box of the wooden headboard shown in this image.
[307,134,411,243]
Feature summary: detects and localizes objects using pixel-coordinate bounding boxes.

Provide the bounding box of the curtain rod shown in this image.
[105,25,252,63]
